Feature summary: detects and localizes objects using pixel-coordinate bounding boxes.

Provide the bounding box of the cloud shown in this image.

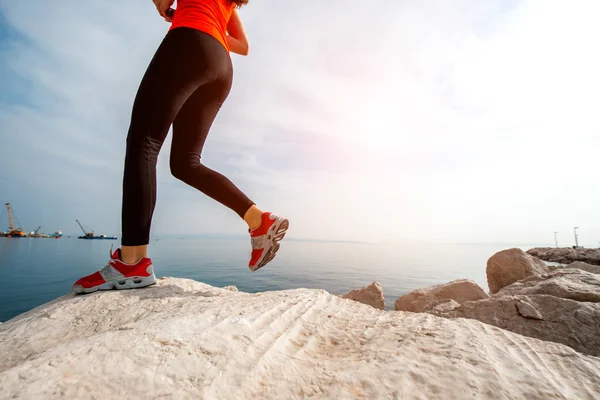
[1,0,599,245]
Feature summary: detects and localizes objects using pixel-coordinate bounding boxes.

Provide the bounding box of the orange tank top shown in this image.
[169,0,235,51]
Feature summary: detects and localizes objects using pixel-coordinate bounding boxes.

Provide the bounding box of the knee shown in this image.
[127,130,163,152]
[170,158,187,181]
[170,155,201,181]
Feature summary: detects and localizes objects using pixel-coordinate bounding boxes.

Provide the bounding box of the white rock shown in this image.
[223,285,240,292]
[1,278,599,399]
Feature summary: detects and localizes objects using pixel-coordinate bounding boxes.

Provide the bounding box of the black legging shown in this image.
[121,27,254,246]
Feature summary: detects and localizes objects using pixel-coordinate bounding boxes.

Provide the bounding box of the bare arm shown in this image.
[153,0,174,22]
[226,9,249,56]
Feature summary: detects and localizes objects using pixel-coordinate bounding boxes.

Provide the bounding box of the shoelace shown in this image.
[99,244,117,273]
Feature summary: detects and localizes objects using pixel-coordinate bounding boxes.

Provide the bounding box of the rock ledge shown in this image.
[1,277,599,399]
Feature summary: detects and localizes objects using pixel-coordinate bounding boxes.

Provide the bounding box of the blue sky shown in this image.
[1,0,599,246]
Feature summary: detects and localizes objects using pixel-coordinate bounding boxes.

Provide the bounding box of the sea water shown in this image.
[0,237,535,321]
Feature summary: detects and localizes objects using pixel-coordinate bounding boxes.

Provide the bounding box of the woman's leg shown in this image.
[121,28,221,262]
[169,77,257,224]
[157,30,288,273]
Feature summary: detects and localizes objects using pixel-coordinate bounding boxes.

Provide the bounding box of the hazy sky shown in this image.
[0,0,598,246]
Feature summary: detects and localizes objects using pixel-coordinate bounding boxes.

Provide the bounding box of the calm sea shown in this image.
[0,237,534,321]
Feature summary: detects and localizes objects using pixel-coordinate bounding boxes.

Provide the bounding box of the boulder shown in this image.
[430,294,600,357]
[223,285,239,292]
[565,261,600,275]
[426,299,460,313]
[496,269,600,303]
[486,248,549,294]
[527,247,600,266]
[1,278,600,399]
[340,281,385,310]
[394,279,488,312]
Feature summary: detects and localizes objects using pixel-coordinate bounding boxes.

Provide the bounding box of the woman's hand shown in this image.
[226,10,249,56]
[153,0,175,22]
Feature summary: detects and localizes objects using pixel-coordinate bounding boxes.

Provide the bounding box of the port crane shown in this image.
[76,219,95,238]
[5,203,25,237]
[75,219,116,240]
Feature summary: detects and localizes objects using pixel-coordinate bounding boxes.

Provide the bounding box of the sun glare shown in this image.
[352,101,409,151]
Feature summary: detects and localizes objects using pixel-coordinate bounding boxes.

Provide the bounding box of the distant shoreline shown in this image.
[3,235,597,248]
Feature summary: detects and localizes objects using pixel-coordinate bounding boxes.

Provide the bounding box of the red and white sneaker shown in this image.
[72,248,156,294]
[249,212,289,272]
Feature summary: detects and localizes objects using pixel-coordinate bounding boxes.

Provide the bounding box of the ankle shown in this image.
[244,205,263,231]
[120,245,148,264]
[121,255,143,264]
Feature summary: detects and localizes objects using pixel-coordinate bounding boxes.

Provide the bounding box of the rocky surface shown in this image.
[430,294,600,357]
[495,269,600,303]
[565,261,600,275]
[527,247,600,266]
[340,281,385,310]
[486,248,549,294]
[427,300,460,313]
[515,300,543,320]
[394,279,488,312]
[423,251,600,357]
[2,278,599,399]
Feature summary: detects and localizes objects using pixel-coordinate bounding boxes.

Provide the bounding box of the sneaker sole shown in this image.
[250,218,289,272]
[73,273,157,294]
